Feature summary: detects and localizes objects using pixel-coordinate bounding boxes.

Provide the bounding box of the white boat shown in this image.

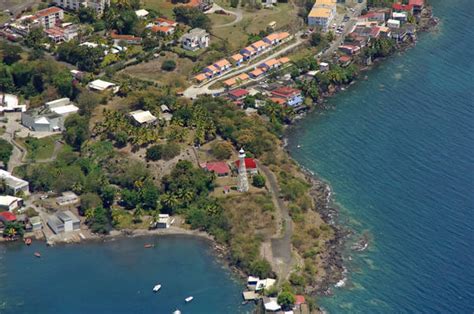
[185,296,194,303]
[173,310,181,314]
[153,284,161,292]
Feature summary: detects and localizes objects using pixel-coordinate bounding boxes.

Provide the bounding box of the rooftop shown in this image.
[0,211,16,222]
[88,79,117,91]
[35,6,63,18]
[271,86,301,98]
[0,169,29,189]
[309,7,332,18]
[228,89,249,98]
[129,110,157,124]
[235,157,257,169]
[0,195,21,207]
[204,162,231,175]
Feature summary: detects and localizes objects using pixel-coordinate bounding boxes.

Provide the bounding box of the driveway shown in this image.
[206,3,243,28]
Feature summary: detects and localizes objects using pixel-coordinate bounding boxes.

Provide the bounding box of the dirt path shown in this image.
[258,162,294,281]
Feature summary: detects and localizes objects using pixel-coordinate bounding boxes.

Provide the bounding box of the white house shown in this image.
[387,19,401,29]
[181,28,210,51]
[135,9,149,18]
[0,170,29,195]
[0,195,23,212]
[56,191,79,206]
[129,110,157,125]
[307,0,336,31]
[47,210,80,234]
[53,0,110,15]
[21,98,78,132]
[88,79,120,93]
[0,94,26,112]
[33,6,64,29]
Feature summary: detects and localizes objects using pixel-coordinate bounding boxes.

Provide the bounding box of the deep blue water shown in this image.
[0,235,250,314]
[288,0,474,312]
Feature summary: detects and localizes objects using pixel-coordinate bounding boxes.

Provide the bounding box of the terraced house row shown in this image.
[193,32,291,84]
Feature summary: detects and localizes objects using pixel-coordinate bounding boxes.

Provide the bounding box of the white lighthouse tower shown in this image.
[237,148,249,192]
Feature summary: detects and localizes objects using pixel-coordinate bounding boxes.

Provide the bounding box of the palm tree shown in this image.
[161,193,179,212]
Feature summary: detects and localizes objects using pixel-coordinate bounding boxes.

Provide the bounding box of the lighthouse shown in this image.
[237,148,249,192]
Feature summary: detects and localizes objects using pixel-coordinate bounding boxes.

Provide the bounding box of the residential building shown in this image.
[249,68,265,78]
[181,28,209,51]
[110,31,142,45]
[339,55,352,67]
[129,110,157,125]
[0,94,26,112]
[156,214,171,228]
[53,0,110,15]
[213,59,231,74]
[263,297,281,312]
[392,3,414,15]
[319,62,330,72]
[308,0,336,31]
[0,170,29,195]
[44,23,78,42]
[0,196,23,212]
[56,191,79,206]
[228,89,249,101]
[338,44,361,55]
[409,0,424,14]
[230,53,244,66]
[259,58,281,71]
[392,11,408,22]
[241,46,256,60]
[155,18,178,28]
[151,25,175,36]
[29,216,43,231]
[34,7,64,29]
[270,86,304,107]
[194,73,207,83]
[88,79,120,93]
[0,211,16,223]
[47,210,80,234]
[251,40,269,53]
[202,162,231,176]
[135,9,149,19]
[21,98,79,132]
[223,78,237,88]
[387,19,401,28]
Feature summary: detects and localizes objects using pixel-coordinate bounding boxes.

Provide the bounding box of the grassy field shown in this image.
[121,52,195,88]
[143,0,176,18]
[17,134,62,160]
[208,12,236,26]
[211,3,301,52]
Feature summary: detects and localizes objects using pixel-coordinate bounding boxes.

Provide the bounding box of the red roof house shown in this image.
[228,89,249,100]
[235,158,258,174]
[204,162,231,176]
[392,3,414,14]
[0,211,17,222]
[295,295,306,306]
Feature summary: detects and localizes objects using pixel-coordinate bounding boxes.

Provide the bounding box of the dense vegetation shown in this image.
[0,138,13,168]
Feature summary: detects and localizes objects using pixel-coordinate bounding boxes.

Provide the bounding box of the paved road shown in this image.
[183,33,305,98]
[258,162,294,281]
[207,3,243,29]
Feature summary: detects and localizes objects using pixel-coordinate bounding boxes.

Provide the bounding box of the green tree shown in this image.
[100,185,117,208]
[24,27,45,49]
[161,60,176,72]
[0,64,15,92]
[211,141,233,160]
[252,174,266,188]
[249,259,273,278]
[277,291,296,310]
[146,144,162,161]
[78,7,96,23]
[53,70,74,98]
[63,114,90,150]
[80,192,102,215]
[77,91,100,116]
[0,139,13,167]
[1,43,22,65]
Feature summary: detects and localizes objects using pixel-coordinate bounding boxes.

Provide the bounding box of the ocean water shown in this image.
[0,235,250,314]
[288,0,474,312]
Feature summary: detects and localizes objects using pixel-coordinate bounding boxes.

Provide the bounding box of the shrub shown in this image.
[161,60,176,71]
[252,174,266,188]
[146,145,162,161]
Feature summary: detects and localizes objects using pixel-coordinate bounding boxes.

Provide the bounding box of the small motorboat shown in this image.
[173,310,181,314]
[24,238,32,245]
[144,244,154,248]
[185,296,194,303]
[153,284,161,292]
[34,252,41,258]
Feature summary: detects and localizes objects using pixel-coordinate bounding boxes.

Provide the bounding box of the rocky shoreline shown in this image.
[283,7,440,300]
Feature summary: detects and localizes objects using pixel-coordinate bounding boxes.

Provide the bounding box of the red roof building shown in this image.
[204,162,231,176]
[392,3,414,13]
[408,0,424,7]
[228,89,249,100]
[235,158,257,171]
[295,295,306,306]
[0,211,17,222]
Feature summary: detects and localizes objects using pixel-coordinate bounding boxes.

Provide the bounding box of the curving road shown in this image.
[206,3,243,29]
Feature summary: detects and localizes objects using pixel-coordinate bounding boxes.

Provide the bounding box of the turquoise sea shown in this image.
[288,0,474,312]
[0,236,250,313]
